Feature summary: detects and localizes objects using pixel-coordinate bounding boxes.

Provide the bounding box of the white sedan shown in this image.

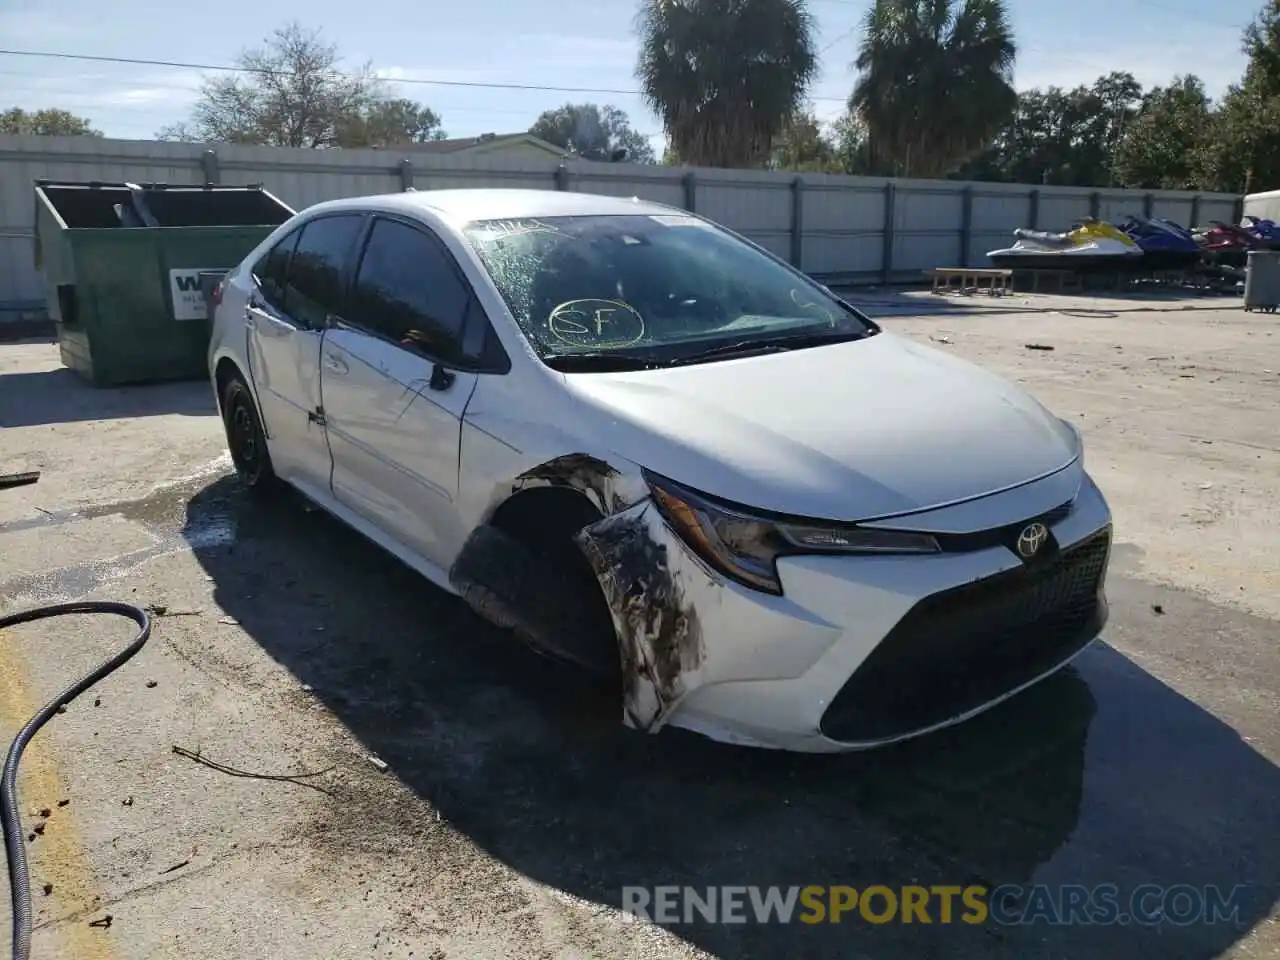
[207,188,1112,752]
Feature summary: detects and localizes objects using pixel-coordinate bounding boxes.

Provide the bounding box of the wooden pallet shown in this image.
[926,267,1013,296]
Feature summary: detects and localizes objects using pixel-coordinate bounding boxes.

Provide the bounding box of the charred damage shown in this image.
[511,453,643,517]
[449,452,706,732]
[576,502,705,731]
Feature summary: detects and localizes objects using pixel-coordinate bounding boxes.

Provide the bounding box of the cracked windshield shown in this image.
[464,214,873,365]
[1,0,1278,956]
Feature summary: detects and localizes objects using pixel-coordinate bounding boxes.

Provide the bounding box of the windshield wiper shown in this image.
[540,351,661,371]
[668,330,865,366]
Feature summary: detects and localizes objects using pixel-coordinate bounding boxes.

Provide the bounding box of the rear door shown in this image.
[244,213,364,492]
[320,215,486,566]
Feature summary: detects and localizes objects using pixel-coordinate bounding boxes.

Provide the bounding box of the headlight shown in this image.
[644,472,940,596]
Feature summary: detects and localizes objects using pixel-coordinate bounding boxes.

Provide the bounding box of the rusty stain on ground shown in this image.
[0,640,117,959]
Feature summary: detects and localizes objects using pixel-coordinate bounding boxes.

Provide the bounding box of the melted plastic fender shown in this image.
[575,501,709,731]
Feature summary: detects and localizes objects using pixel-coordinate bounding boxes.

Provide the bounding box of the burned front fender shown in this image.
[575,500,714,731]
[509,452,648,516]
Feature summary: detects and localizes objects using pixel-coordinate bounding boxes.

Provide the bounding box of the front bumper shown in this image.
[582,465,1113,753]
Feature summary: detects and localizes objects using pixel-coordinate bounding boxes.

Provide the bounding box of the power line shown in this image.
[0,81,625,124]
[0,47,853,104]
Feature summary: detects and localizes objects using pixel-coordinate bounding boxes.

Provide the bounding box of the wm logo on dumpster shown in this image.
[168,268,223,322]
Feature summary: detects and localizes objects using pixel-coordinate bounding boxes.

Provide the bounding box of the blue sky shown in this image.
[0,0,1265,152]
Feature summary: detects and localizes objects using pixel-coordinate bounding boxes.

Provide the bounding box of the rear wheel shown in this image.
[221,376,277,492]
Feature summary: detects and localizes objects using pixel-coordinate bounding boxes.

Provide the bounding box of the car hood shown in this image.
[561,332,1080,522]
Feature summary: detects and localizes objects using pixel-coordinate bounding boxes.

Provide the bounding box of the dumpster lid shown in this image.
[34,180,295,229]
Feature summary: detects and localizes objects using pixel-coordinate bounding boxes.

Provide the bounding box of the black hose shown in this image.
[1,601,151,960]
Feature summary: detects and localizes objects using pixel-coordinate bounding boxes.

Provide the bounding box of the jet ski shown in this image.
[987,218,1144,272]
[1119,215,1202,271]
[1241,215,1280,249]
[1194,220,1264,269]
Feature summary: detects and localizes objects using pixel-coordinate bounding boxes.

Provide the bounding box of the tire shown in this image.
[452,523,620,680]
[221,375,277,492]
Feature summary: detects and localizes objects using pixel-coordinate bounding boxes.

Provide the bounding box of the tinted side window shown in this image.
[351,219,470,361]
[251,229,300,311]
[284,215,364,328]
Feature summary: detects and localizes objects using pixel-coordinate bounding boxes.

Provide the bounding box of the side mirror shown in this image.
[428,363,456,391]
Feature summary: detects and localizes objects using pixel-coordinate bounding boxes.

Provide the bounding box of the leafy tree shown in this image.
[636,0,818,169]
[336,98,446,147]
[0,107,100,136]
[1201,1,1280,193]
[769,110,840,172]
[157,23,444,148]
[958,72,1143,186]
[852,0,1017,178]
[831,112,873,174]
[1089,72,1146,178]
[529,103,655,163]
[1112,76,1215,190]
[1201,84,1279,193]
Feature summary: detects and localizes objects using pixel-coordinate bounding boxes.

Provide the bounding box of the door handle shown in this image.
[323,353,349,375]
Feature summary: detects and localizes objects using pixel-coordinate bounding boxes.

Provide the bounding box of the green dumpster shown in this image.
[33,180,295,386]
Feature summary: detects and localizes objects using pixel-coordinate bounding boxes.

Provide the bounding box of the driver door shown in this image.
[319,216,483,567]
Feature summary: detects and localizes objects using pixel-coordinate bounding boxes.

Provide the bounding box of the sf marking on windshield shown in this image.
[555,307,616,335]
[548,299,645,346]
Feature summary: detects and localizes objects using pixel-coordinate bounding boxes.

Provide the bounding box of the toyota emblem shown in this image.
[1016,522,1049,559]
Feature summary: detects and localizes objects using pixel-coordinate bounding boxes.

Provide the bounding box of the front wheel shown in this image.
[221,375,277,492]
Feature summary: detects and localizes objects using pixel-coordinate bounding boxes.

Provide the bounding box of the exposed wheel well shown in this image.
[489,485,604,545]
[214,357,243,415]
[475,484,620,678]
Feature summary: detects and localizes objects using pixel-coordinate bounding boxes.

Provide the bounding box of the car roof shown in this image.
[306,188,683,227]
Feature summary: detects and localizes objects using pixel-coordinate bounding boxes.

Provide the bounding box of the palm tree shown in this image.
[636,0,818,169]
[852,0,1017,178]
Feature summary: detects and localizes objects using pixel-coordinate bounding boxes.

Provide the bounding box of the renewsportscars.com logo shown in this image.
[621,884,1249,927]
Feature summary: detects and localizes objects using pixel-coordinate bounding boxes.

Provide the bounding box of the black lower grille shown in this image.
[819,528,1111,743]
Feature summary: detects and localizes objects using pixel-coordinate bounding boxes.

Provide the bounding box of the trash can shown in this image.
[33,180,295,386]
[1243,249,1280,313]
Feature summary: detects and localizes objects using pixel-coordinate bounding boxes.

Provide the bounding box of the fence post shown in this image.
[1143,193,1154,218]
[1029,188,1040,230]
[790,176,805,269]
[960,186,974,268]
[200,149,220,186]
[881,181,897,284]
[398,158,414,192]
[682,171,697,212]
[555,164,570,191]
[1233,195,1245,224]
[1190,195,1201,228]
[1089,191,1101,219]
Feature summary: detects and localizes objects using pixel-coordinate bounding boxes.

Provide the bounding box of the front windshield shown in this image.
[461,213,874,367]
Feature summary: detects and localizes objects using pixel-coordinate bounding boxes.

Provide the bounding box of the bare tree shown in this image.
[158,23,444,148]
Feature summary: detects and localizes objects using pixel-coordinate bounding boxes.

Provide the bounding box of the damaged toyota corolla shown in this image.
[208,188,1112,752]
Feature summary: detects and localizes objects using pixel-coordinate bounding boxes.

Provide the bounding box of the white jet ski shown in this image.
[987,218,1144,272]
